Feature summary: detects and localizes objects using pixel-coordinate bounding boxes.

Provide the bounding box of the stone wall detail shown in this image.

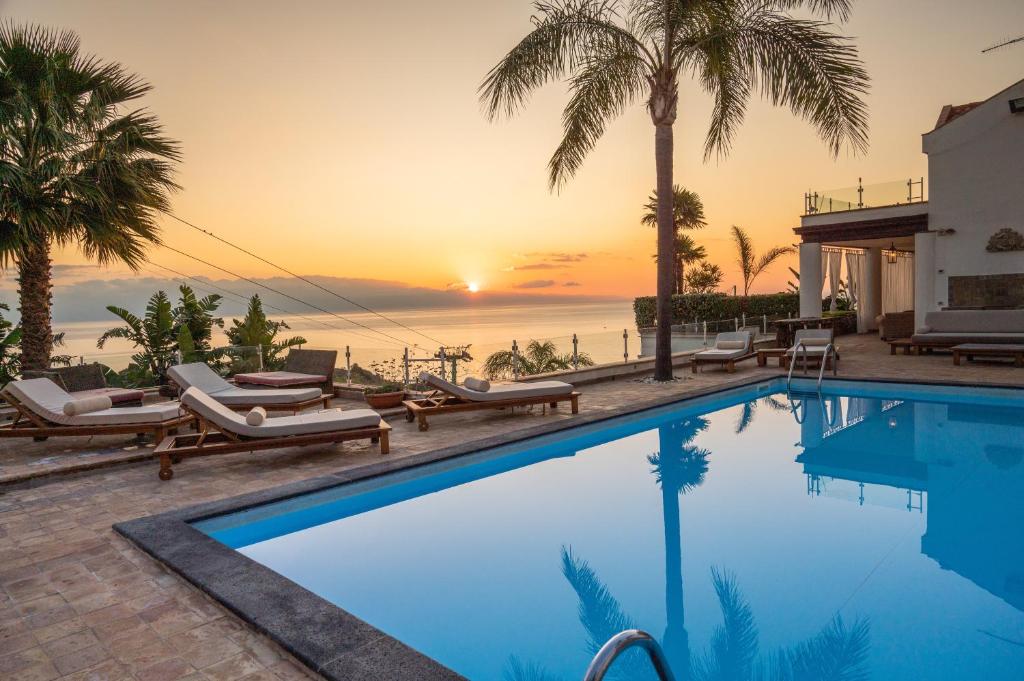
[986,228,1024,252]
[948,273,1024,308]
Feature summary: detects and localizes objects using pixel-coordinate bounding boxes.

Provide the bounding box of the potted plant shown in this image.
[363,359,407,409]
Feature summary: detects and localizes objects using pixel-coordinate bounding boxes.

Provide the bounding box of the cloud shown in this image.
[562,281,581,287]
[510,262,565,271]
[445,282,469,291]
[550,253,588,262]
[514,279,556,289]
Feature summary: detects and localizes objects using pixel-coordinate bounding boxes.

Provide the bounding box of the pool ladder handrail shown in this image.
[583,630,677,681]
[786,342,838,391]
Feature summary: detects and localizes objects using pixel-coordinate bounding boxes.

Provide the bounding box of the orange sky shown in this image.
[4,0,1024,299]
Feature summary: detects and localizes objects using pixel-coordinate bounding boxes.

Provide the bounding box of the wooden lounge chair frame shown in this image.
[0,393,192,442]
[154,404,390,480]
[690,352,756,374]
[403,390,580,432]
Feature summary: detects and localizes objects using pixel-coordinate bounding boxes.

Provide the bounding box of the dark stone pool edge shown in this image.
[113,373,1024,680]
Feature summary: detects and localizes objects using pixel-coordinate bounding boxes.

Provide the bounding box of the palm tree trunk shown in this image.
[661,482,690,677]
[654,122,675,381]
[17,240,54,372]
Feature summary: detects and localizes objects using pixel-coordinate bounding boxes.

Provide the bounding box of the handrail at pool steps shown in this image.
[584,629,677,681]
[786,341,838,391]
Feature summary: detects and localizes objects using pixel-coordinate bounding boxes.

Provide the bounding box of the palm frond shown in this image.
[548,39,648,188]
[693,567,759,681]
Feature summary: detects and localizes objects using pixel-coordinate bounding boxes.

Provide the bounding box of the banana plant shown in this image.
[98,291,177,384]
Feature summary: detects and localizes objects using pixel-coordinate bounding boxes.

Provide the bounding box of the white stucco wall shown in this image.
[922,80,1024,311]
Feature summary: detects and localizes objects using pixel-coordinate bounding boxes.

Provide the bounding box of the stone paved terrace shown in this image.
[1,334,1022,681]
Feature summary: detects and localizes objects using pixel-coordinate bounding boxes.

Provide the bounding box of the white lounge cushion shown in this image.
[800,337,831,347]
[63,394,112,416]
[716,340,746,350]
[168,363,322,405]
[181,387,379,438]
[419,372,573,402]
[694,348,749,360]
[246,406,267,426]
[3,378,183,426]
[464,377,490,392]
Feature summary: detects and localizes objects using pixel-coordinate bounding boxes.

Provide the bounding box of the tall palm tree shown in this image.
[730,225,794,296]
[648,416,711,677]
[480,0,869,381]
[643,185,707,294]
[0,24,180,370]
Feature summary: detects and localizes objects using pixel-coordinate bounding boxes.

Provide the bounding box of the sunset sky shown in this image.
[3,0,1024,304]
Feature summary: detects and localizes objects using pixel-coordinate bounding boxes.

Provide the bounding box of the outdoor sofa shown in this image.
[404,372,579,431]
[909,309,1024,349]
[0,378,190,442]
[168,363,331,413]
[156,387,389,480]
[690,331,755,373]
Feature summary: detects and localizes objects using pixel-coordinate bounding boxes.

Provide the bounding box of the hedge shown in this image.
[633,292,801,328]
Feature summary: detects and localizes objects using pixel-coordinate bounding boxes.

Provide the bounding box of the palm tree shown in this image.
[98,290,177,383]
[482,339,594,380]
[648,416,711,677]
[643,186,707,294]
[0,24,180,371]
[226,294,306,371]
[480,0,869,381]
[731,225,795,296]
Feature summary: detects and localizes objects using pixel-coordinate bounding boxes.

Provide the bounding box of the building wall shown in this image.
[922,80,1024,310]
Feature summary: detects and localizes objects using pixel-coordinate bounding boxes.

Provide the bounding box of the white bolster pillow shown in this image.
[716,340,746,350]
[63,395,113,416]
[245,406,267,426]
[464,377,491,392]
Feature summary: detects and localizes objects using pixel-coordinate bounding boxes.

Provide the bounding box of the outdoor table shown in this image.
[952,343,1024,367]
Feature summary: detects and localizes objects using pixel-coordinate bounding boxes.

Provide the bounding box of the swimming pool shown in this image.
[192,378,1024,680]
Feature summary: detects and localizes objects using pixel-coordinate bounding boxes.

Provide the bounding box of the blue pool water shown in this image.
[196,379,1024,680]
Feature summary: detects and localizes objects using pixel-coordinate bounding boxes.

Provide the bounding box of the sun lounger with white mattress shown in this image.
[168,363,330,412]
[0,378,191,441]
[403,372,579,431]
[690,332,755,373]
[154,387,390,480]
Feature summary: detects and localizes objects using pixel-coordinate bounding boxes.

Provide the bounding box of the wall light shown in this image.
[1010,97,1024,114]
[886,242,898,264]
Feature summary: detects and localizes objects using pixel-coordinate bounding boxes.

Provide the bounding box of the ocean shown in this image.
[56,301,638,377]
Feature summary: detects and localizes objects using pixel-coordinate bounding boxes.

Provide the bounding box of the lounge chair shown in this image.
[691,332,755,373]
[22,363,146,407]
[233,349,338,395]
[168,363,330,413]
[785,329,839,370]
[403,372,579,431]
[0,378,190,442]
[155,387,390,480]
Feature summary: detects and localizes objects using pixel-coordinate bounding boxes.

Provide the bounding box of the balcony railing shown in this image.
[804,177,925,215]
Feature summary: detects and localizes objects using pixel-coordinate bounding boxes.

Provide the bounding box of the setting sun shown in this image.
[467,281,480,293]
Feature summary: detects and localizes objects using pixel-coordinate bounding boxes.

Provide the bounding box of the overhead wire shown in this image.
[152,244,410,349]
[165,212,449,347]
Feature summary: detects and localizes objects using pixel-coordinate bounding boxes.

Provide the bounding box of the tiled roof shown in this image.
[933,101,983,129]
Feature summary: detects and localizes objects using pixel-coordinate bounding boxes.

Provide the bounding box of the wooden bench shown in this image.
[952,344,1024,367]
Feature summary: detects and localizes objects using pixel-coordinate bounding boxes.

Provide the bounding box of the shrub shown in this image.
[634,292,800,328]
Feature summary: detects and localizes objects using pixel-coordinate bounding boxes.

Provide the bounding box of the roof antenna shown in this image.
[981,35,1024,53]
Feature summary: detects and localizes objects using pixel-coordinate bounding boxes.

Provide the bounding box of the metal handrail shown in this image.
[583,630,677,681]
[786,341,811,389]
[817,343,837,390]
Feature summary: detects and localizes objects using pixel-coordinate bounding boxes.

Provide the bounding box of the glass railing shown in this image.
[803,178,925,215]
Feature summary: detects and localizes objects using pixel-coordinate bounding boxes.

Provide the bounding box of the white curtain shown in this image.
[827,249,843,311]
[845,250,870,332]
[820,253,828,300]
[882,253,914,313]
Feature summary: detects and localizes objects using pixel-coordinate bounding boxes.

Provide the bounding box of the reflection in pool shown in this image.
[196,381,1024,680]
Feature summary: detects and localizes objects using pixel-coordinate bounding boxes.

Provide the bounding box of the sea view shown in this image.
[56,300,638,376]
